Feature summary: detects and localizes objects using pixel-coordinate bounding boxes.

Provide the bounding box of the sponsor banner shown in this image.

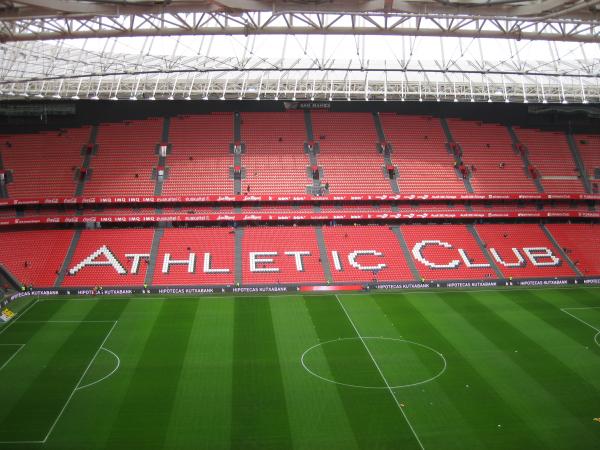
[374,281,501,289]
[0,210,599,227]
[0,193,598,208]
[514,278,577,286]
[299,285,364,292]
[1,277,595,304]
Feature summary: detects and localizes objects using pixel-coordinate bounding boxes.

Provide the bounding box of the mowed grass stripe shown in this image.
[9,298,70,322]
[41,299,131,450]
[48,299,161,450]
[501,290,599,350]
[105,299,198,450]
[372,292,543,450]
[230,297,293,450]
[497,290,600,386]
[410,292,567,449]
[0,300,118,442]
[442,291,599,448]
[558,287,600,309]
[270,296,360,450]
[303,295,422,450]
[164,299,235,450]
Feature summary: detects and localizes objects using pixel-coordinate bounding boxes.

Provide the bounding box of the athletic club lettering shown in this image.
[67,241,562,276]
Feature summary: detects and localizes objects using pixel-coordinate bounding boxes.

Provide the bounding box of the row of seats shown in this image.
[84,119,160,196]
[241,112,311,195]
[446,119,538,194]
[311,112,392,194]
[380,114,466,194]
[1,224,596,287]
[0,113,595,199]
[0,127,90,197]
[514,126,585,194]
[575,134,600,192]
[162,114,233,195]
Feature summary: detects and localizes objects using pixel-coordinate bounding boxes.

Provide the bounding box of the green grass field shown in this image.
[0,287,599,449]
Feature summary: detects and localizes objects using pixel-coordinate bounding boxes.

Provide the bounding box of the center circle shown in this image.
[301,337,446,389]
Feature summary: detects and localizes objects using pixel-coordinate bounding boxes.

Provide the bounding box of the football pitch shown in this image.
[0,287,599,449]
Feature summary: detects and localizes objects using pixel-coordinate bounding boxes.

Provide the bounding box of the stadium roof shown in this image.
[0,1,598,103]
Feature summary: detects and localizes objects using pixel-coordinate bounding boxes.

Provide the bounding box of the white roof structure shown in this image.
[0,0,598,103]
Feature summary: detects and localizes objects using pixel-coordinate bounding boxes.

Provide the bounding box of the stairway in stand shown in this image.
[372,112,400,194]
[507,125,545,193]
[303,110,326,196]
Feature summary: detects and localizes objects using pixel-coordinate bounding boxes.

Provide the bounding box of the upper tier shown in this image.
[0,112,596,199]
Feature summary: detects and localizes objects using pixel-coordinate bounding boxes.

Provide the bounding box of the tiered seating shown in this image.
[241,112,309,194]
[574,134,600,192]
[152,227,235,286]
[0,127,89,197]
[321,225,414,282]
[242,226,325,284]
[545,224,600,276]
[380,114,466,194]
[475,224,575,278]
[0,209,16,218]
[0,230,73,287]
[446,119,537,194]
[513,127,584,194]
[311,112,392,193]
[85,119,160,196]
[162,114,233,195]
[63,229,154,287]
[401,224,496,280]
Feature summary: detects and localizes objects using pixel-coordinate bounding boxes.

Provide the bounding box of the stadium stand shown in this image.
[379,114,467,194]
[242,226,325,284]
[0,127,90,198]
[0,229,73,287]
[475,224,576,278]
[0,111,598,291]
[446,119,537,194]
[401,224,497,280]
[162,113,233,195]
[311,112,392,193]
[152,227,235,286]
[574,134,600,193]
[85,119,160,196]
[321,225,415,283]
[63,228,155,287]
[241,112,310,194]
[513,127,585,194]
[545,223,600,276]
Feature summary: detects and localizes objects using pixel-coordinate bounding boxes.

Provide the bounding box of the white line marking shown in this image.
[75,347,120,391]
[335,295,425,450]
[301,337,446,389]
[560,307,600,348]
[0,301,121,445]
[0,344,25,371]
[42,320,118,443]
[560,306,600,311]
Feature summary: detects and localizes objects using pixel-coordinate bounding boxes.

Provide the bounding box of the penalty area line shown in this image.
[75,347,120,391]
[334,294,426,450]
[0,344,25,372]
[560,308,600,348]
[0,299,39,337]
[41,320,119,443]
